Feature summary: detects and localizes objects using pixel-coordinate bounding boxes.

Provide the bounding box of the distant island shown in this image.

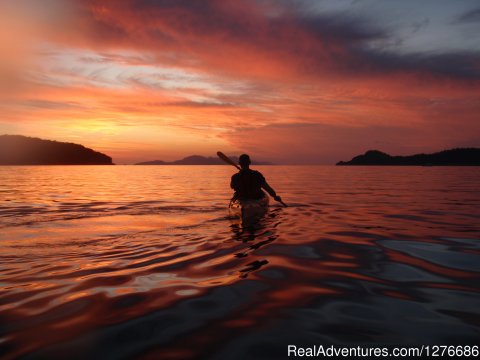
[136,155,272,165]
[337,148,480,166]
[0,135,113,165]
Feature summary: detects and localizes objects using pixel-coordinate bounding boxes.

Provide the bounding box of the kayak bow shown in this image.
[229,196,269,224]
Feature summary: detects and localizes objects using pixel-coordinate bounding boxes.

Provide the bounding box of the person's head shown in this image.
[238,154,251,169]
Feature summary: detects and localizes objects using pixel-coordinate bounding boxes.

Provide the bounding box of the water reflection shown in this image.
[0,165,479,359]
[229,207,284,278]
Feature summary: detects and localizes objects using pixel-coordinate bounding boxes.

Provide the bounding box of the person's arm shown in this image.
[262,180,276,197]
[230,174,237,190]
[262,180,283,202]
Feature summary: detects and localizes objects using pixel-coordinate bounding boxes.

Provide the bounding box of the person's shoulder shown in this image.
[251,169,265,178]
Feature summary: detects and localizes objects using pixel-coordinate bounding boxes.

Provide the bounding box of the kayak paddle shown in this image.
[217,151,241,170]
[276,197,288,208]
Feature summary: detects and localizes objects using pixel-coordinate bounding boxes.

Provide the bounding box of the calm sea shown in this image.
[1,166,479,359]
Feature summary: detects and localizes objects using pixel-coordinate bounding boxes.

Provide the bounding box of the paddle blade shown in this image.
[217,151,240,169]
[274,196,288,207]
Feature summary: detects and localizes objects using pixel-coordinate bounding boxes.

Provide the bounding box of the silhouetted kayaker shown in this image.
[231,154,283,202]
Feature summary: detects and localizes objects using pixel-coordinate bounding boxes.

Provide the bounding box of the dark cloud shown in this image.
[291,8,479,80]
[48,0,479,88]
[132,0,217,13]
[298,12,387,44]
[411,17,430,34]
[350,48,480,80]
[130,0,256,38]
[456,8,480,23]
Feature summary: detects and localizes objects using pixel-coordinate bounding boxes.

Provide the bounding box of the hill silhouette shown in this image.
[0,135,113,165]
[136,155,272,165]
[337,148,480,166]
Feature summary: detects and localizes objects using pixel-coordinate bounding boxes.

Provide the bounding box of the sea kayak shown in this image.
[229,196,269,224]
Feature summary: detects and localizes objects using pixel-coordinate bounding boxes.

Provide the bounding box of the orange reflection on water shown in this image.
[0,165,479,358]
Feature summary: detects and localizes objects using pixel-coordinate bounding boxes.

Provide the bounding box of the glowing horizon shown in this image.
[1,0,479,164]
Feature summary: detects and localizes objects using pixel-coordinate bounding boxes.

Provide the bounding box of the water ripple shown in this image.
[0,165,479,359]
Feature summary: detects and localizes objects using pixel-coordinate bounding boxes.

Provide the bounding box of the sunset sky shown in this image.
[1,0,479,164]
